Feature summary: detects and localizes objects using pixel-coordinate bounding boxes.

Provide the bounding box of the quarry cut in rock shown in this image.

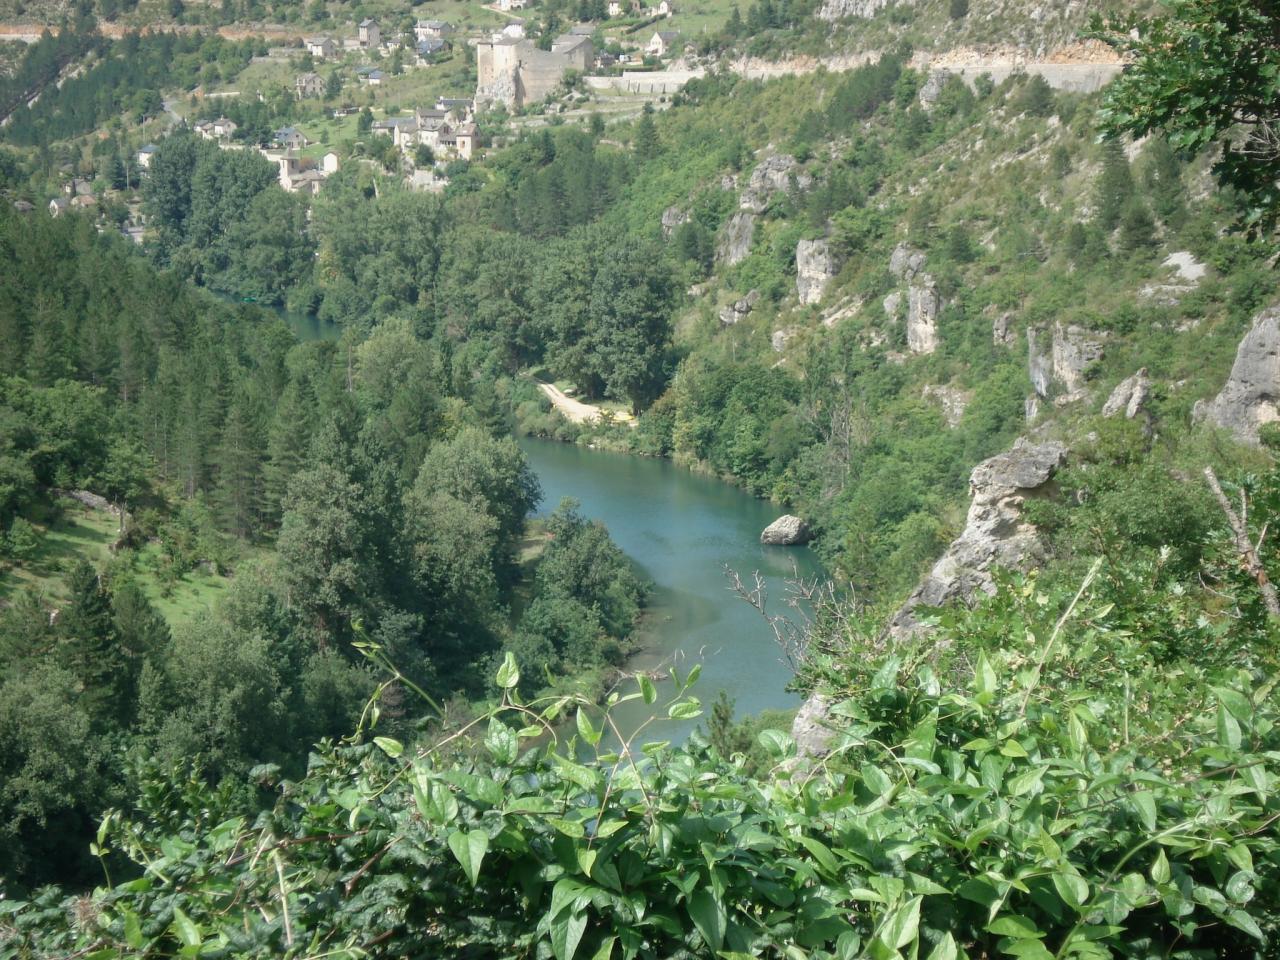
[761,514,812,545]
[1194,303,1280,446]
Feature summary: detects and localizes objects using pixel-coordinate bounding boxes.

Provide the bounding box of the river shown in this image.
[519,437,824,746]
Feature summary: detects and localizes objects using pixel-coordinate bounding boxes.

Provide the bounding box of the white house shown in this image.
[655,0,674,16]
[137,144,158,170]
[647,30,678,56]
[414,19,454,41]
[305,36,336,59]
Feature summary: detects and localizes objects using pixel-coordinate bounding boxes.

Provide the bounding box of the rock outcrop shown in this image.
[817,0,896,21]
[907,281,941,355]
[992,311,1015,348]
[718,289,760,326]
[796,238,839,305]
[792,437,1067,756]
[1102,368,1152,420]
[1028,323,1104,397]
[771,326,798,353]
[889,242,926,282]
[887,438,1068,639]
[660,205,688,238]
[740,153,811,212]
[1194,304,1280,446]
[922,383,971,427]
[716,211,755,266]
[761,514,813,545]
[1052,323,1105,393]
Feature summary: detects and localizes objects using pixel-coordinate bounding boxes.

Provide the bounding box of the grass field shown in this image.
[0,498,247,629]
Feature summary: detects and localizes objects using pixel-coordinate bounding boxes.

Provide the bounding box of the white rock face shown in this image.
[907,281,941,354]
[883,291,903,319]
[761,514,812,545]
[771,326,798,353]
[796,238,839,305]
[1051,322,1105,393]
[716,211,755,266]
[887,438,1068,638]
[817,0,897,21]
[1102,368,1152,420]
[792,437,1068,756]
[1029,323,1104,396]
[1194,303,1280,446]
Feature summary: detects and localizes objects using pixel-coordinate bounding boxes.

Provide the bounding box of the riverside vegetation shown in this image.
[2,0,1280,956]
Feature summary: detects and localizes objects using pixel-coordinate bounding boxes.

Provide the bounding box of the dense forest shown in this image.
[0,211,646,887]
[1,0,1279,954]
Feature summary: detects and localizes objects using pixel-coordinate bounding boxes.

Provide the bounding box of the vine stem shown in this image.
[1019,557,1103,717]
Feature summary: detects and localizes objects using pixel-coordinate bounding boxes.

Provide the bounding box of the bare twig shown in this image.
[1203,466,1280,619]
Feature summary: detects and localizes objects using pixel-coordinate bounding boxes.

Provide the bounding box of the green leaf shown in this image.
[880,896,922,949]
[551,909,589,960]
[576,707,602,746]
[373,736,403,758]
[1130,791,1157,831]
[797,835,839,874]
[496,651,520,690]
[1216,703,1242,749]
[123,909,143,950]
[757,728,795,758]
[638,674,657,704]
[448,829,489,888]
[683,664,702,690]
[668,697,703,720]
[1007,765,1047,797]
[925,933,960,960]
[592,936,617,960]
[1052,872,1089,911]
[1224,908,1264,941]
[688,888,726,952]
[987,915,1043,939]
[486,717,518,765]
[975,652,997,697]
[170,907,201,948]
[1150,849,1171,885]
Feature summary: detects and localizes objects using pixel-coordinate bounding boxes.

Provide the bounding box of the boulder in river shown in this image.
[761,515,812,545]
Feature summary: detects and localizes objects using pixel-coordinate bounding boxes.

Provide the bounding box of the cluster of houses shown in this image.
[372,98,477,162]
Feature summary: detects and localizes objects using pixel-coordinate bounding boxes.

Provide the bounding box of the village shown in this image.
[26,0,703,240]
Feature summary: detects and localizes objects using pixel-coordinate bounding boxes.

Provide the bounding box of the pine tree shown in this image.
[633,105,660,161]
[264,379,315,526]
[1118,199,1157,253]
[949,0,968,18]
[60,560,132,726]
[214,390,264,540]
[1094,140,1133,232]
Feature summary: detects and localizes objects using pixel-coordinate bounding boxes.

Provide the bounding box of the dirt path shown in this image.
[538,382,604,424]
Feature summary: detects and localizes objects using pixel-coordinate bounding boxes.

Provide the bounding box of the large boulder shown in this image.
[887,437,1068,639]
[1194,303,1280,446]
[761,514,812,545]
[1102,368,1152,420]
[796,238,839,305]
[906,280,941,354]
[718,289,760,326]
[716,211,756,266]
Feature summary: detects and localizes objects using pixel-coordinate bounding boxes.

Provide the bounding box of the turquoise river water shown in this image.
[518,437,824,745]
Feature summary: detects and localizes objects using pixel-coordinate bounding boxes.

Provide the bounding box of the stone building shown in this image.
[476,35,594,110]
